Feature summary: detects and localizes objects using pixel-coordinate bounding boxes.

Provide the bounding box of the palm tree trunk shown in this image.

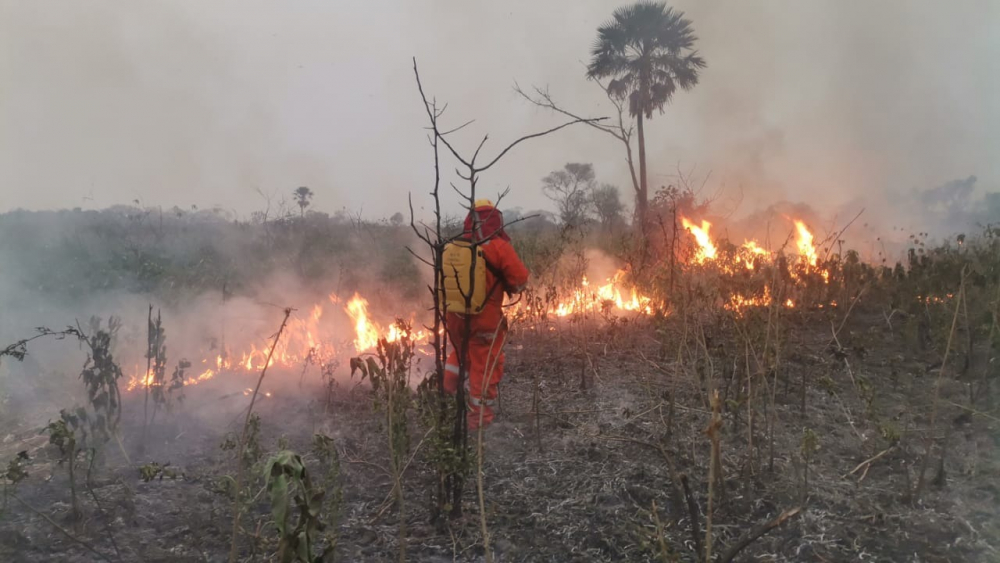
[636,111,649,235]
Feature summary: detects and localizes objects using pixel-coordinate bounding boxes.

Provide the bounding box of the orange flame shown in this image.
[681,217,717,263]
[537,270,654,318]
[741,240,770,270]
[725,286,773,316]
[794,220,818,267]
[345,293,380,353]
[123,217,841,392]
[125,289,434,392]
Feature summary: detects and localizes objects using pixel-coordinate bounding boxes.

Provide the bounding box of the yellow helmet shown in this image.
[474,199,494,209]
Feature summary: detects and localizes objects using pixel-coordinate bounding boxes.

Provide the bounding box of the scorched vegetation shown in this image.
[2,179,998,563]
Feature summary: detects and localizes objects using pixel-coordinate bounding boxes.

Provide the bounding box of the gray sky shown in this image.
[1,1,998,221]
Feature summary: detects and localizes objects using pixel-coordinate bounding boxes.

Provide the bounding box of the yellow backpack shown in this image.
[440,240,490,314]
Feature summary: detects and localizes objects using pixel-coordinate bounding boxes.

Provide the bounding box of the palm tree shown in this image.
[293,186,314,218]
[587,1,705,231]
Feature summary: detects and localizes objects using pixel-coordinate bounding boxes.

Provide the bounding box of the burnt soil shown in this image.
[1,309,999,562]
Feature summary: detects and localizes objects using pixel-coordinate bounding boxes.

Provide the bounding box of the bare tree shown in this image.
[410,58,600,557]
[515,82,639,222]
[542,163,596,228]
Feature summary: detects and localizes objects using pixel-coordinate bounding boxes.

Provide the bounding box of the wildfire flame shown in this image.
[725,287,774,314]
[675,215,834,314]
[794,220,819,267]
[741,240,769,270]
[125,290,430,392]
[512,270,655,319]
[346,294,379,352]
[123,217,835,392]
[680,216,827,276]
[681,217,718,263]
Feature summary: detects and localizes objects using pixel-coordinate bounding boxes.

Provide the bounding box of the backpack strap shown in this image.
[468,220,507,310]
[481,257,505,305]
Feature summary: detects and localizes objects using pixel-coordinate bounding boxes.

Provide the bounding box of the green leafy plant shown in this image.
[264,450,332,563]
[219,413,264,499]
[77,317,126,447]
[350,321,414,562]
[143,306,166,442]
[0,327,81,364]
[150,359,188,417]
[139,462,180,482]
[1,451,31,517]
[879,420,901,446]
[2,322,126,451]
[44,409,89,520]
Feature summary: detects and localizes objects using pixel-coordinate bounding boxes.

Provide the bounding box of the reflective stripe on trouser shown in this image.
[465,379,495,406]
[444,328,506,408]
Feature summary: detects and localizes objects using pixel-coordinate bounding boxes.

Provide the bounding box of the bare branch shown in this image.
[441,119,475,136]
[229,308,294,563]
[451,182,473,203]
[477,117,605,173]
[439,132,473,169]
[472,135,489,165]
[519,73,641,196]
[405,246,435,268]
[821,208,865,263]
[514,82,621,139]
[492,186,512,209]
[718,507,802,563]
[413,58,472,169]
[679,474,704,560]
[12,496,115,563]
[422,224,435,244]
[407,193,434,245]
[413,58,439,127]
[475,213,542,242]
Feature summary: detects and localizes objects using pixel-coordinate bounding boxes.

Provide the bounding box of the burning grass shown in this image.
[124,293,432,394]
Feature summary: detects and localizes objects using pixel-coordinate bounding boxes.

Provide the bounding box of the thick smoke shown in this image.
[2,1,997,234]
[0,207,431,434]
[658,2,999,232]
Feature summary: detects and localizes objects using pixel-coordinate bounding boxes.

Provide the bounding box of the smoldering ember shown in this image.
[1,2,998,562]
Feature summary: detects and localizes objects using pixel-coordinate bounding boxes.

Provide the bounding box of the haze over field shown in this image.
[3,4,1000,563]
[1,0,998,230]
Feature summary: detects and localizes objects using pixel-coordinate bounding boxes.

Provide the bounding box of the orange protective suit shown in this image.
[444,202,529,430]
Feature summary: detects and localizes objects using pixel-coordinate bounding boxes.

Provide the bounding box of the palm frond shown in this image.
[648,80,676,115]
[587,1,705,117]
[607,77,633,101]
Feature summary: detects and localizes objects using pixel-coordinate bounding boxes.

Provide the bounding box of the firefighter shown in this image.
[442,199,529,430]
